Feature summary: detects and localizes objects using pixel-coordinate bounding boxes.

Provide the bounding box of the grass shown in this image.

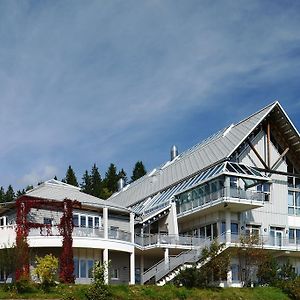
[0,284,291,300]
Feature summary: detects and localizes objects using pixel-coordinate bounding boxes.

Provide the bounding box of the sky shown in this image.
[0,0,300,190]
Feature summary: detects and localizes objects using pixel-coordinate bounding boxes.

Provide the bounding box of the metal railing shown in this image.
[141,235,214,284]
[135,233,206,247]
[177,187,266,215]
[141,231,300,285]
[27,226,131,242]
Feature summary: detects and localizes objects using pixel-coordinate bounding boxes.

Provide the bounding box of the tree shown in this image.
[90,164,102,198]
[234,234,265,286]
[16,189,26,198]
[174,240,230,287]
[131,161,147,182]
[64,165,79,187]
[25,185,33,192]
[34,254,59,291]
[0,186,5,203]
[104,163,118,196]
[4,185,15,202]
[85,261,111,300]
[81,170,92,194]
[257,254,278,285]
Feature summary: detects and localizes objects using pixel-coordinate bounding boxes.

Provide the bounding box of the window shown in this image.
[43,217,53,225]
[111,269,119,280]
[95,217,100,228]
[231,223,239,235]
[73,215,79,227]
[288,228,300,244]
[87,260,94,278]
[73,257,79,278]
[257,183,271,201]
[80,260,86,278]
[80,216,86,227]
[88,217,93,228]
[288,191,300,216]
[230,177,238,188]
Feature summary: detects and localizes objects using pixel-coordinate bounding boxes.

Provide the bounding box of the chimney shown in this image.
[170,145,178,161]
[117,178,125,191]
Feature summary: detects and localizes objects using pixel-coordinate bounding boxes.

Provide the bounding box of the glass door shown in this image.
[270,228,283,247]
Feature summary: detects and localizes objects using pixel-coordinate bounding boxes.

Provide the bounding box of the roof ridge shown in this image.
[234,101,277,128]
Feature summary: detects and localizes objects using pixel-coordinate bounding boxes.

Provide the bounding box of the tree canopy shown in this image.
[65,165,79,187]
[131,161,147,182]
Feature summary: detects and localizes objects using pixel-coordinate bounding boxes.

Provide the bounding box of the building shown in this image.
[0,101,300,286]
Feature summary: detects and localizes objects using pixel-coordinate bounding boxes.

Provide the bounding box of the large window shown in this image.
[288,191,300,216]
[73,213,101,229]
[289,228,300,244]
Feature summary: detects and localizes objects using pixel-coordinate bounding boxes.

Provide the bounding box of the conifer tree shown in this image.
[4,185,15,202]
[90,164,102,198]
[131,161,147,182]
[81,170,92,194]
[25,185,33,191]
[65,165,79,187]
[16,189,26,198]
[104,163,119,195]
[0,187,5,203]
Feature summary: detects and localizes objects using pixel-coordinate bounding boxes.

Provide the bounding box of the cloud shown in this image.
[0,0,299,188]
[18,164,58,187]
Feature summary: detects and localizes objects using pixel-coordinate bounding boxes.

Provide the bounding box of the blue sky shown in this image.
[0,0,300,190]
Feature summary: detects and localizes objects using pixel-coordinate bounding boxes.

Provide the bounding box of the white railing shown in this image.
[177,187,266,216]
[142,231,300,285]
[141,235,213,284]
[135,233,206,248]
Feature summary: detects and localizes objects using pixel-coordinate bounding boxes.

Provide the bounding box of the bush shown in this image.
[34,254,59,291]
[85,261,111,300]
[15,276,33,293]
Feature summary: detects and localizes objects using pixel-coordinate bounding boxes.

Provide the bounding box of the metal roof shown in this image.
[109,102,279,208]
[130,161,269,217]
[25,179,129,212]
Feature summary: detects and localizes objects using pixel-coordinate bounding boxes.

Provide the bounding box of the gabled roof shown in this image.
[109,101,286,208]
[26,179,128,212]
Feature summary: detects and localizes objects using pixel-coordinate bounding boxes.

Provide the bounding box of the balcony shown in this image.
[135,233,209,249]
[177,187,265,218]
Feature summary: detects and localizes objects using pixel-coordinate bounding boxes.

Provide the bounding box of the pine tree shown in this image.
[4,185,15,202]
[0,187,5,203]
[25,185,33,191]
[54,175,58,180]
[104,163,119,195]
[16,189,26,198]
[131,161,147,182]
[118,168,128,185]
[65,165,79,187]
[81,170,92,194]
[90,164,102,198]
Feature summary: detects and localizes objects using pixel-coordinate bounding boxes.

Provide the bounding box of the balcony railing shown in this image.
[135,233,208,248]
[177,187,266,215]
[27,226,131,242]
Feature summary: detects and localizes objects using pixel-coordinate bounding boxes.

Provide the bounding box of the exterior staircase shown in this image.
[141,234,228,286]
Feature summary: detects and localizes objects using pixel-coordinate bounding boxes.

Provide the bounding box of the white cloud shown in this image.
[19,165,58,187]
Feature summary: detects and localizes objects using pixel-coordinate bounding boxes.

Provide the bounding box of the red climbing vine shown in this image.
[15,196,81,283]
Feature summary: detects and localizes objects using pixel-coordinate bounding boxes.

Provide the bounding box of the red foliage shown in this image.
[15,196,81,283]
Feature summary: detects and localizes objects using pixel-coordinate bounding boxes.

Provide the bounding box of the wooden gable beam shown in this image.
[271,147,289,171]
[247,139,270,170]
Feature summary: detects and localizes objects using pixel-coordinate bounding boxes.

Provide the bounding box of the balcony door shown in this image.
[270,227,283,247]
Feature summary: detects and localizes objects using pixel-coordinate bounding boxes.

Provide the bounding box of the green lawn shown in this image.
[0,284,291,300]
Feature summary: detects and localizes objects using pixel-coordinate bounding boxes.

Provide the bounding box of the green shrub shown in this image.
[15,276,33,293]
[34,254,59,291]
[85,261,111,300]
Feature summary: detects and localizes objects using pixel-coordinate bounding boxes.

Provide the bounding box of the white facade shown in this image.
[1,101,300,286]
